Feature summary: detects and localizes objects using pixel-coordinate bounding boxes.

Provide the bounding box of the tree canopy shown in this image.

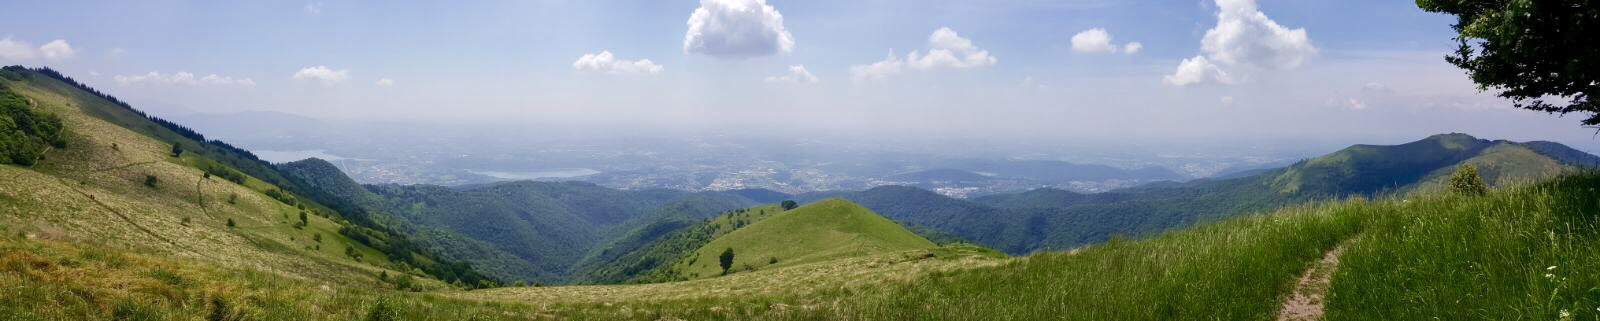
[1418,0,1600,125]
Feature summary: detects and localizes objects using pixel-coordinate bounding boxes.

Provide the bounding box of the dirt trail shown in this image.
[1276,243,1349,321]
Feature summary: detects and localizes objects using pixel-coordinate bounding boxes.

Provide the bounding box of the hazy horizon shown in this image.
[2,0,1597,153]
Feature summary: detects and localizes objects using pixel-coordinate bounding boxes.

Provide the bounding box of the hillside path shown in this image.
[1275,242,1349,321]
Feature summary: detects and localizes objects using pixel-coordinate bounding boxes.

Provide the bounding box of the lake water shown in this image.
[469,168,602,180]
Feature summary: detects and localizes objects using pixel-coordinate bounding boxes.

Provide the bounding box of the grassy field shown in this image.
[2,172,1597,320]
[1327,173,1600,320]
[678,199,936,278]
[0,74,406,286]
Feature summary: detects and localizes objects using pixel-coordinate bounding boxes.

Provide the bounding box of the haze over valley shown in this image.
[3,0,1600,320]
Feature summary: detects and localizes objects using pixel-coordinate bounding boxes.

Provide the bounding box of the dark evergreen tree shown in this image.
[718,247,735,275]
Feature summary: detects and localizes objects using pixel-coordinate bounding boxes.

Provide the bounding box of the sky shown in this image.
[1,0,1597,151]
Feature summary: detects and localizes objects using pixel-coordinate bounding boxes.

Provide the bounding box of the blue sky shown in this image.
[1,0,1597,150]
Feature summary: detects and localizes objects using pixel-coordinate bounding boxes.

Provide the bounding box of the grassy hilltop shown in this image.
[679,199,936,278]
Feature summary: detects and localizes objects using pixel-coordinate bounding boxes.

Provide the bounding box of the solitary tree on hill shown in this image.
[170,144,183,157]
[781,200,798,211]
[1419,0,1600,126]
[718,248,735,275]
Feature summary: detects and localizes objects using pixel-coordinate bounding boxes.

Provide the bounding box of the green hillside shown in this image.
[0,68,414,287]
[800,133,1594,255]
[679,199,936,278]
[575,205,787,283]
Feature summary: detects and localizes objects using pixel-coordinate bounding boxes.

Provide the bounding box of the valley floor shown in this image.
[4,172,1598,320]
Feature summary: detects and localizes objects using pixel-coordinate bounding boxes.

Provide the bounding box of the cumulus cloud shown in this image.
[0,38,37,61]
[375,78,395,86]
[573,50,663,75]
[1166,0,1315,86]
[39,40,74,60]
[851,27,997,82]
[1071,29,1140,55]
[1070,29,1117,54]
[765,65,818,84]
[684,0,795,59]
[1163,56,1231,87]
[0,37,76,61]
[114,71,255,86]
[304,2,323,15]
[292,65,350,85]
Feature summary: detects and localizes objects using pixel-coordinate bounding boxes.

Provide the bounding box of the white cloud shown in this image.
[1166,0,1315,86]
[765,65,818,84]
[39,40,74,60]
[292,65,350,85]
[0,37,37,61]
[304,2,323,15]
[1071,29,1140,55]
[850,52,905,82]
[1070,29,1117,54]
[684,0,795,59]
[573,50,663,75]
[851,27,996,82]
[0,37,77,62]
[1220,96,1236,106]
[1164,56,1232,87]
[375,78,395,86]
[114,71,255,86]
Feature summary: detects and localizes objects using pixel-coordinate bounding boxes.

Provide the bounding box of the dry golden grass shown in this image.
[0,77,410,287]
[458,247,1003,305]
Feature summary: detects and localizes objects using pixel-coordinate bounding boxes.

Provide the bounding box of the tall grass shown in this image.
[1328,173,1600,320]
[4,173,1596,320]
[0,237,533,321]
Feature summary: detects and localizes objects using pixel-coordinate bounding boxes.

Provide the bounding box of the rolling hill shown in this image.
[786,133,1599,255]
[0,66,463,288]
[678,199,937,278]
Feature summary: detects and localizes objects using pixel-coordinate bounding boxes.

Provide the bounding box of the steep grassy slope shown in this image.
[679,199,937,278]
[0,69,406,287]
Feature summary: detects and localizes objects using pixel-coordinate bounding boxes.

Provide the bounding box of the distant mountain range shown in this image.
[274,132,1598,283]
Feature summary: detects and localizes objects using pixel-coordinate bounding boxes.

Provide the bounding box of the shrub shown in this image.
[781,200,799,211]
[143,175,159,188]
[364,298,399,321]
[225,218,236,228]
[1449,165,1489,196]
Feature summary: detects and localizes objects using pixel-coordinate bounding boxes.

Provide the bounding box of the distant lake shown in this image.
[469,168,602,180]
[253,149,362,163]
